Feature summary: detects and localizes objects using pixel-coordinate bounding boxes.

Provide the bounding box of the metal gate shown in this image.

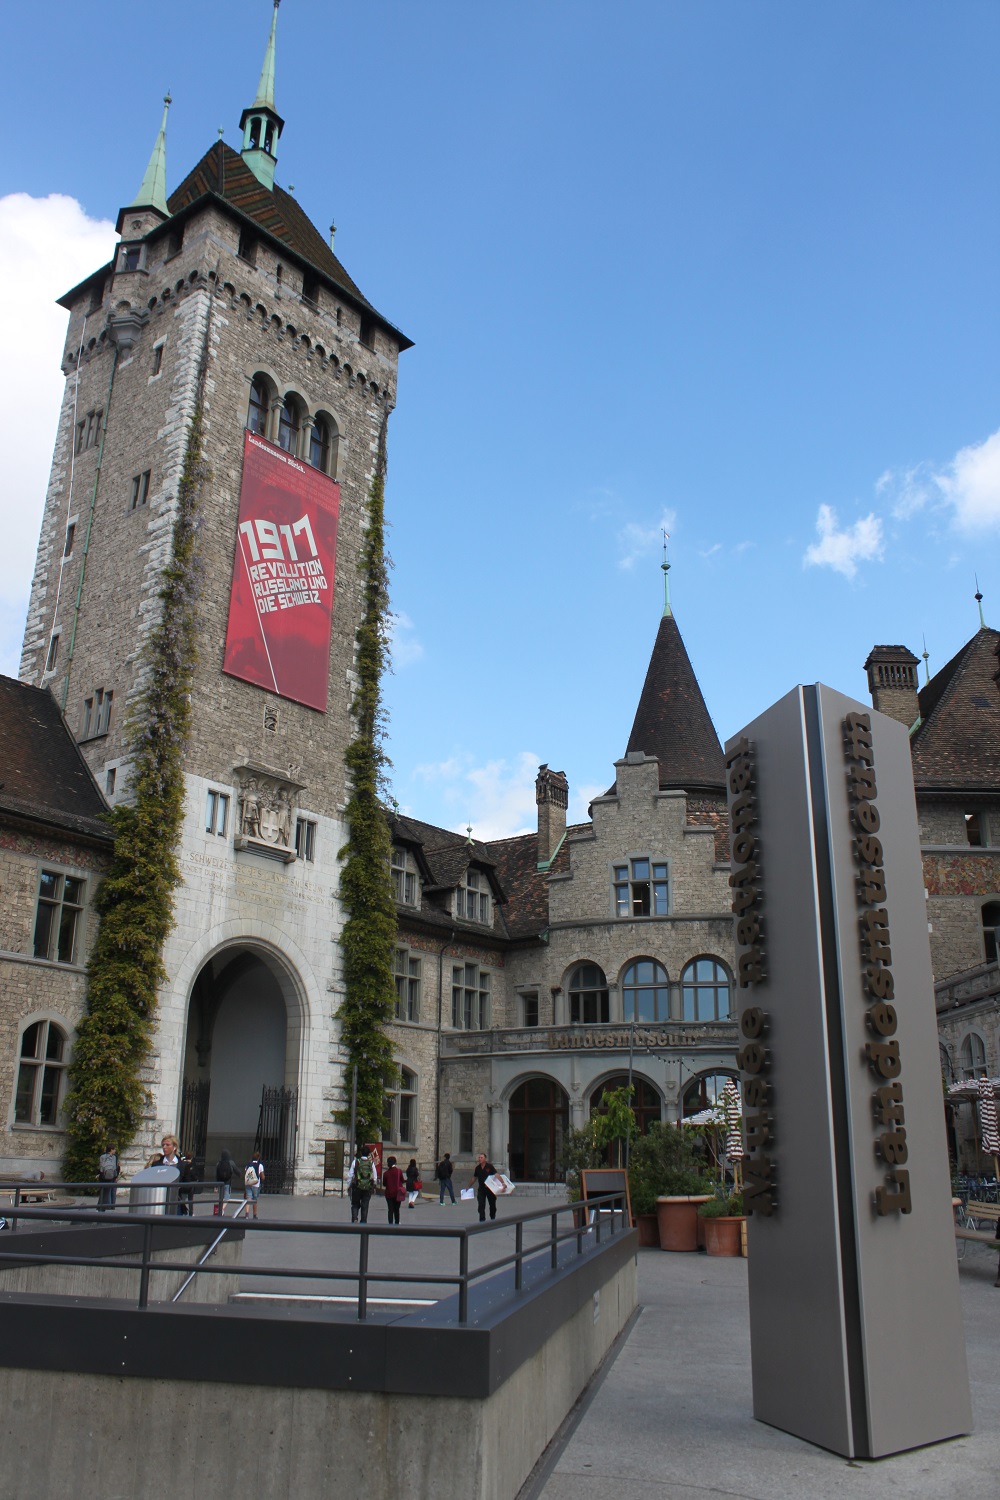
[178,1079,211,1177]
[254,1085,298,1193]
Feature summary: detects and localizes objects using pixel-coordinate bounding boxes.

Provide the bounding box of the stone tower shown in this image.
[19,3,410,1186]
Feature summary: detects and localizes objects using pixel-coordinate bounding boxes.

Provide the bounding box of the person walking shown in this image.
[244,1151,264,1219]
[470,1152,498,1222]
[97,1143,120,1211]
[405,1158,421,1209]
[436,1152,456,1205]
[383,1155,405,1226]
[177,1151,195,1216]
[215,1149,236,1206]
[348,1148,376,1224]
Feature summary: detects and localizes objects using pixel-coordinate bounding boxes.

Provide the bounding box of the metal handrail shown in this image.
[171,1199,252,1303]
[0,1192,629,1323]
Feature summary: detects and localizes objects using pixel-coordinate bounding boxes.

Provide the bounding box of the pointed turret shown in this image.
[115,94,172,235]
[625,613,726,793]
[240,1,285,191]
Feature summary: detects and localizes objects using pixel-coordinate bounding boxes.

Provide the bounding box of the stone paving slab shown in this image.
[530,1238,1000,1500]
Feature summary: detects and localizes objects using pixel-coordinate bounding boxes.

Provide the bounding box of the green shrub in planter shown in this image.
[627,1121,710,1208]
[698,1192,744,1218]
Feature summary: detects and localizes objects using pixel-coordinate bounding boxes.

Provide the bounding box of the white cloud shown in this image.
[617,508,677,571]
[388,609,424,668]
[936,427,1000,533]
[0,194,116,676]
[803,504,884,580]
[412,750,542,840]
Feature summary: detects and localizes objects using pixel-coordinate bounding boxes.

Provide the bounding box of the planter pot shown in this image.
[636,1212,659,1248]
[656,1195,713,1252]
[703,1215,746,1257]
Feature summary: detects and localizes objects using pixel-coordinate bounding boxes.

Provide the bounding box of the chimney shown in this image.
[536,764,569,864]
[864,646,921,728]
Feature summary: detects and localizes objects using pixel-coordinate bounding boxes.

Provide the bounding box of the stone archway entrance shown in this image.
[180,945,302,1188]
[508,1078,570,1182]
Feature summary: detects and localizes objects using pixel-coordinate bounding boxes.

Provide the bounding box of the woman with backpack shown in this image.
[243,1152,264,1219]
[215,1149,236,1204]
[97,1143,120,1211]
[405,1158,421,1209]
[382,1156,405,1225]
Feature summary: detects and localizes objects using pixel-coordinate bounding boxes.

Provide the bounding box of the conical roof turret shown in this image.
[625,612,726,793]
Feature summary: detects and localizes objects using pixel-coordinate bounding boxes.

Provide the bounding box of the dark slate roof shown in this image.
[388,813,502,899]
[0,676,113,841]
[486,826,583,941]
[910,627,1000,793]
[624,614,726,793]
[167,142,412,349]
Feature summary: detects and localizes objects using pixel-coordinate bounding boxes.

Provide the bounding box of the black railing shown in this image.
[0,1189,629,1323]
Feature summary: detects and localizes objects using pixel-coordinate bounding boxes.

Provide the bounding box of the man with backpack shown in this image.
[244,1152,264,1219]
[435,1152,456,1205]
[348,1148,375,1224]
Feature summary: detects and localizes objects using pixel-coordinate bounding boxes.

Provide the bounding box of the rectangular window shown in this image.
[166,227,183,259]
[82,697,93,738]
[294,817,317,861]
[151,343,164,376]
[301,271,319,305]
[965,812,991,847]
[456,868,491,924]
[122,245,141,272]
[75,410,103,454]
[105,767,116,797]
[393,947,421,1023]
[614,856,669,918]
[130,470,151,510]
[81,689,110,739]
[237,229,257,264]
[45,634,60,673]
[75,419,86,455]
[33,870,84,964]
[391,846,417,904]
[206,790,230,837]
[456,1109,474,1156]
[96,689,112,736]
[452,963,490,1029]
[63,523,76,557]
[522,993,539,1028]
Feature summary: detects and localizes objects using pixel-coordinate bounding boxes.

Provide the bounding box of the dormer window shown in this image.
[456,869,491,924]
[391,847,418,906]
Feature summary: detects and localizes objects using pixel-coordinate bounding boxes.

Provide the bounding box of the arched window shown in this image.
[567,963,609,1024]
[590,1075,662,1135]
[622,959,669,1022]
[384,1066,417,1146]
[960,1033,987,1080]
[247,376,269,436]
[682,1071,736,1117]
[14,1019,69,1126]
[982,901,1000,965]
[509,1078,569,1181]
[277,397,302,455]
[309,418,329,472]
[681,958,731,1021]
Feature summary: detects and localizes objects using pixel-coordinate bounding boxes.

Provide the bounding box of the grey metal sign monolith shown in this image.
[726,684,971,1459]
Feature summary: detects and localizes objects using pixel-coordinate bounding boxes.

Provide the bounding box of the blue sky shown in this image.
[2,2,997,836]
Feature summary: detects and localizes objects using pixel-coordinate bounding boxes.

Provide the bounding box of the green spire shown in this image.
[253,1,280,111]
[130,94,171,218]
[240,1,285,191]
[661,530,672,618]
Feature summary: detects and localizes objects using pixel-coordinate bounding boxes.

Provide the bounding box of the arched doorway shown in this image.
[181,945,302,1189]
[508,1078,569,1182]
[590,1075,663,1137]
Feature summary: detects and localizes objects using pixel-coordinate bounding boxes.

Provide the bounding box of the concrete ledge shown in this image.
[0,1233,637,1500]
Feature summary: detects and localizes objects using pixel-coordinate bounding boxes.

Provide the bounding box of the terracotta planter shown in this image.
[636,1212,659,1248]
[656,1195,713,1252]
[702,1215,745,1256]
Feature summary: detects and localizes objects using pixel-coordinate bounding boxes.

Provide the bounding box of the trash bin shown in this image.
[128,1163,180,1215]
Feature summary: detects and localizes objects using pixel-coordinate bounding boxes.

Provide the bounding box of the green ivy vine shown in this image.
[336,418,398,1145]
[62,399,207,1180]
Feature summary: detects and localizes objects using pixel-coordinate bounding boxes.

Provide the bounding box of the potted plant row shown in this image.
[698,1190,746,1256]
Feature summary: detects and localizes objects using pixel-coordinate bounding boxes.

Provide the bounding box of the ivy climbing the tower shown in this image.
[336,420,398,1145]
[62,402,206,1180]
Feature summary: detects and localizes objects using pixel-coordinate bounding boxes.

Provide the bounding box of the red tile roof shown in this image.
[911,627,1000,793]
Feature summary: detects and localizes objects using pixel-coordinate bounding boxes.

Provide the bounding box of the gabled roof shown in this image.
[487,827,581,941]
[389,813,502,899]
[167,142,412,349]
[910,626,1000,794]
[624,614,726,793]
[0,677,113,841]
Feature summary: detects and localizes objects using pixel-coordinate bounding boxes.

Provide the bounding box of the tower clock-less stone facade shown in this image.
[18,11,409,1185]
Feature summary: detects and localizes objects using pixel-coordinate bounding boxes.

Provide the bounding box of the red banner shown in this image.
[223,431,340,711]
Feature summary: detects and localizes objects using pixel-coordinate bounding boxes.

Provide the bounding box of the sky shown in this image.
[1,2,998,839]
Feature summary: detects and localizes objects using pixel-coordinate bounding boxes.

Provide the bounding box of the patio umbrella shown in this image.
[723,1079,744,1164]
[977,1073,1000,1176]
